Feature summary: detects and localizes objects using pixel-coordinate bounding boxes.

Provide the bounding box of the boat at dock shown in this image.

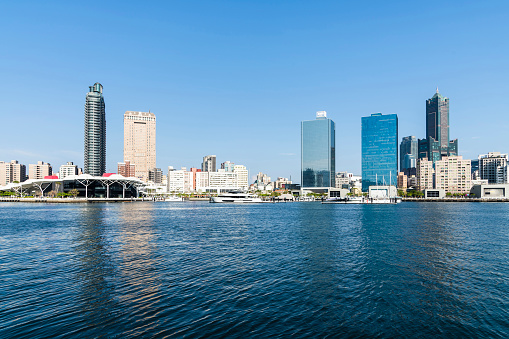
[323,196,401,204]
[210,191,263,203]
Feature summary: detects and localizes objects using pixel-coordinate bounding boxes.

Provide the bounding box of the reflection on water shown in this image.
[74,205,119,333]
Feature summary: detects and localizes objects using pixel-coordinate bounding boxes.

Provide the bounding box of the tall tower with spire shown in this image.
[84,83,106,176]
[418,88,457,164]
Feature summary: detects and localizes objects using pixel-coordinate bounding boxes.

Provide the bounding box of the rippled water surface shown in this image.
[1,202,509,338]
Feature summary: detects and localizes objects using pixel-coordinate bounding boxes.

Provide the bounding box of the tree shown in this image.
[47,190,58,198]
[69,189,79,198]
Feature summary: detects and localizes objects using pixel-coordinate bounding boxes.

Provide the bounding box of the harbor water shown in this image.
[1,202,508,338]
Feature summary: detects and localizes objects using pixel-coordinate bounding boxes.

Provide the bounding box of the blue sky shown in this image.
[1,1,508,183]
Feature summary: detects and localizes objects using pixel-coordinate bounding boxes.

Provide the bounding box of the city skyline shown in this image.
[2,2,509,182]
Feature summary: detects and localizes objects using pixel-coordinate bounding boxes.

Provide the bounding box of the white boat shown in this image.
[210,191,262,203]
[323,196,401,204]
[165,196,184,202]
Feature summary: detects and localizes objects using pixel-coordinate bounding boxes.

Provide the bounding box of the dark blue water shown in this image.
[1,202,508,338]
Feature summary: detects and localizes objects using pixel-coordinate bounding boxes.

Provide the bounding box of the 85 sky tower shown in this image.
[84,83,106,176]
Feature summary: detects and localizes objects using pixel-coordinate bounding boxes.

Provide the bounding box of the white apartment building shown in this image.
[0,160,27,186]
[167,167,193,193]
[417,158,434,191]
[233,165,249,190]
[29,161,52,180]
[256,172,271,185]
[274,177,292,190]
[478,152,508,184]
[59,162,79,179]
[435,156,471,194]
[209,169,238,190]
[124,111,156,181]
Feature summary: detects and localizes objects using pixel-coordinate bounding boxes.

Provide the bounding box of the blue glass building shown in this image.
[301,111,335,188]
[361,113,398,191]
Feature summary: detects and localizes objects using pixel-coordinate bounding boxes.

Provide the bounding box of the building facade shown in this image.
[418,89,458,165]
[416,158,434,191]
[478,152,508,184]
[202,155,216,172]
[29,161,52,180]
[233,165,249,190]
[124,111,156,181]
[118,161,136,178]
[435,156,472,194]
[361,113,398,191]
[84,83,106,176]
[148,168,163,184]
[59,162,79,179]
[0,160,26,186]
[221,161,235,172]
[400,136,417,171]
[301,111,335,188]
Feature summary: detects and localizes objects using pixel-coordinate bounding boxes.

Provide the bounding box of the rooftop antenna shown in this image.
[436,87,439,93]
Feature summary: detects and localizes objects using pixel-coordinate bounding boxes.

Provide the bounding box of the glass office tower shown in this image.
[301,111,335,188]
[400,136,417,171]
[361,113,398,191]
[84,83,106,176]
[418,89,458,165]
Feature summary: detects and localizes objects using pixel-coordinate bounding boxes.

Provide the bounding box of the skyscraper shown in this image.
[202,155,216,172]
[361,113,398,191]
[418,89,457,164]
[400,136,417,171]
[84,83,106,176]
[123,111,156,181]
[301,111,335,188]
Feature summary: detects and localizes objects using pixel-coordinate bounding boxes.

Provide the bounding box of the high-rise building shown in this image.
[84,83,106,176]
[478,152,508,184]
[59,162,79,179]
[301,111,335,188]
[361,113,398,191]
[416,158,434,191]
[0,160,26,186]
[29,161,52,179]
[435,156,471,194]
[123,111,156,181]
[418,89,458,165]
[400,136,418,171]
[118,161,136,177]
[202,155,216,172]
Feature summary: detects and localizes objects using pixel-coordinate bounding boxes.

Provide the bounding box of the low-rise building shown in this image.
[471,183,509,198]
[118,161,136,178]
[397,172,407,190]
[59,162,79,179]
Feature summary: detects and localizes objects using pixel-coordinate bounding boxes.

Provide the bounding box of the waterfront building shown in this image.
[84,83,106,176]
[208,169,238,191]
[59,162,79,179]
[471,159,480,180]
[202,155,216,172]
[118,161,136,178]
[221,161,235,172]
[148,168,163,184]
[29,161,52,180]
[0,160,26,186]
[301,111,336,189]
[195,171,209,191]
[335,172,350,188]
[417,158,434,191]
[478,152,508,184]
[188,167,202,191]
[167,167,193,193]
[397,172,407,190]
[435,156,471,194]
[400,136,418,171]
[274,177,292,190]
[123,111,156,181]
[471,183,509,198]
[361,113,398,191]
[418,89,458,165]
[233,165,249,190]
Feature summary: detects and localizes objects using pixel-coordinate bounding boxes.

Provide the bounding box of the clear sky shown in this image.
[1,1,509,183]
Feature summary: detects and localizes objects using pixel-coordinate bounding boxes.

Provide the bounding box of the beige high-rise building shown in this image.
[417,158,434,191]
[435,156,471,194]
[0,160,27,186]
[124,111,156,181]
[29,161,52,180]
